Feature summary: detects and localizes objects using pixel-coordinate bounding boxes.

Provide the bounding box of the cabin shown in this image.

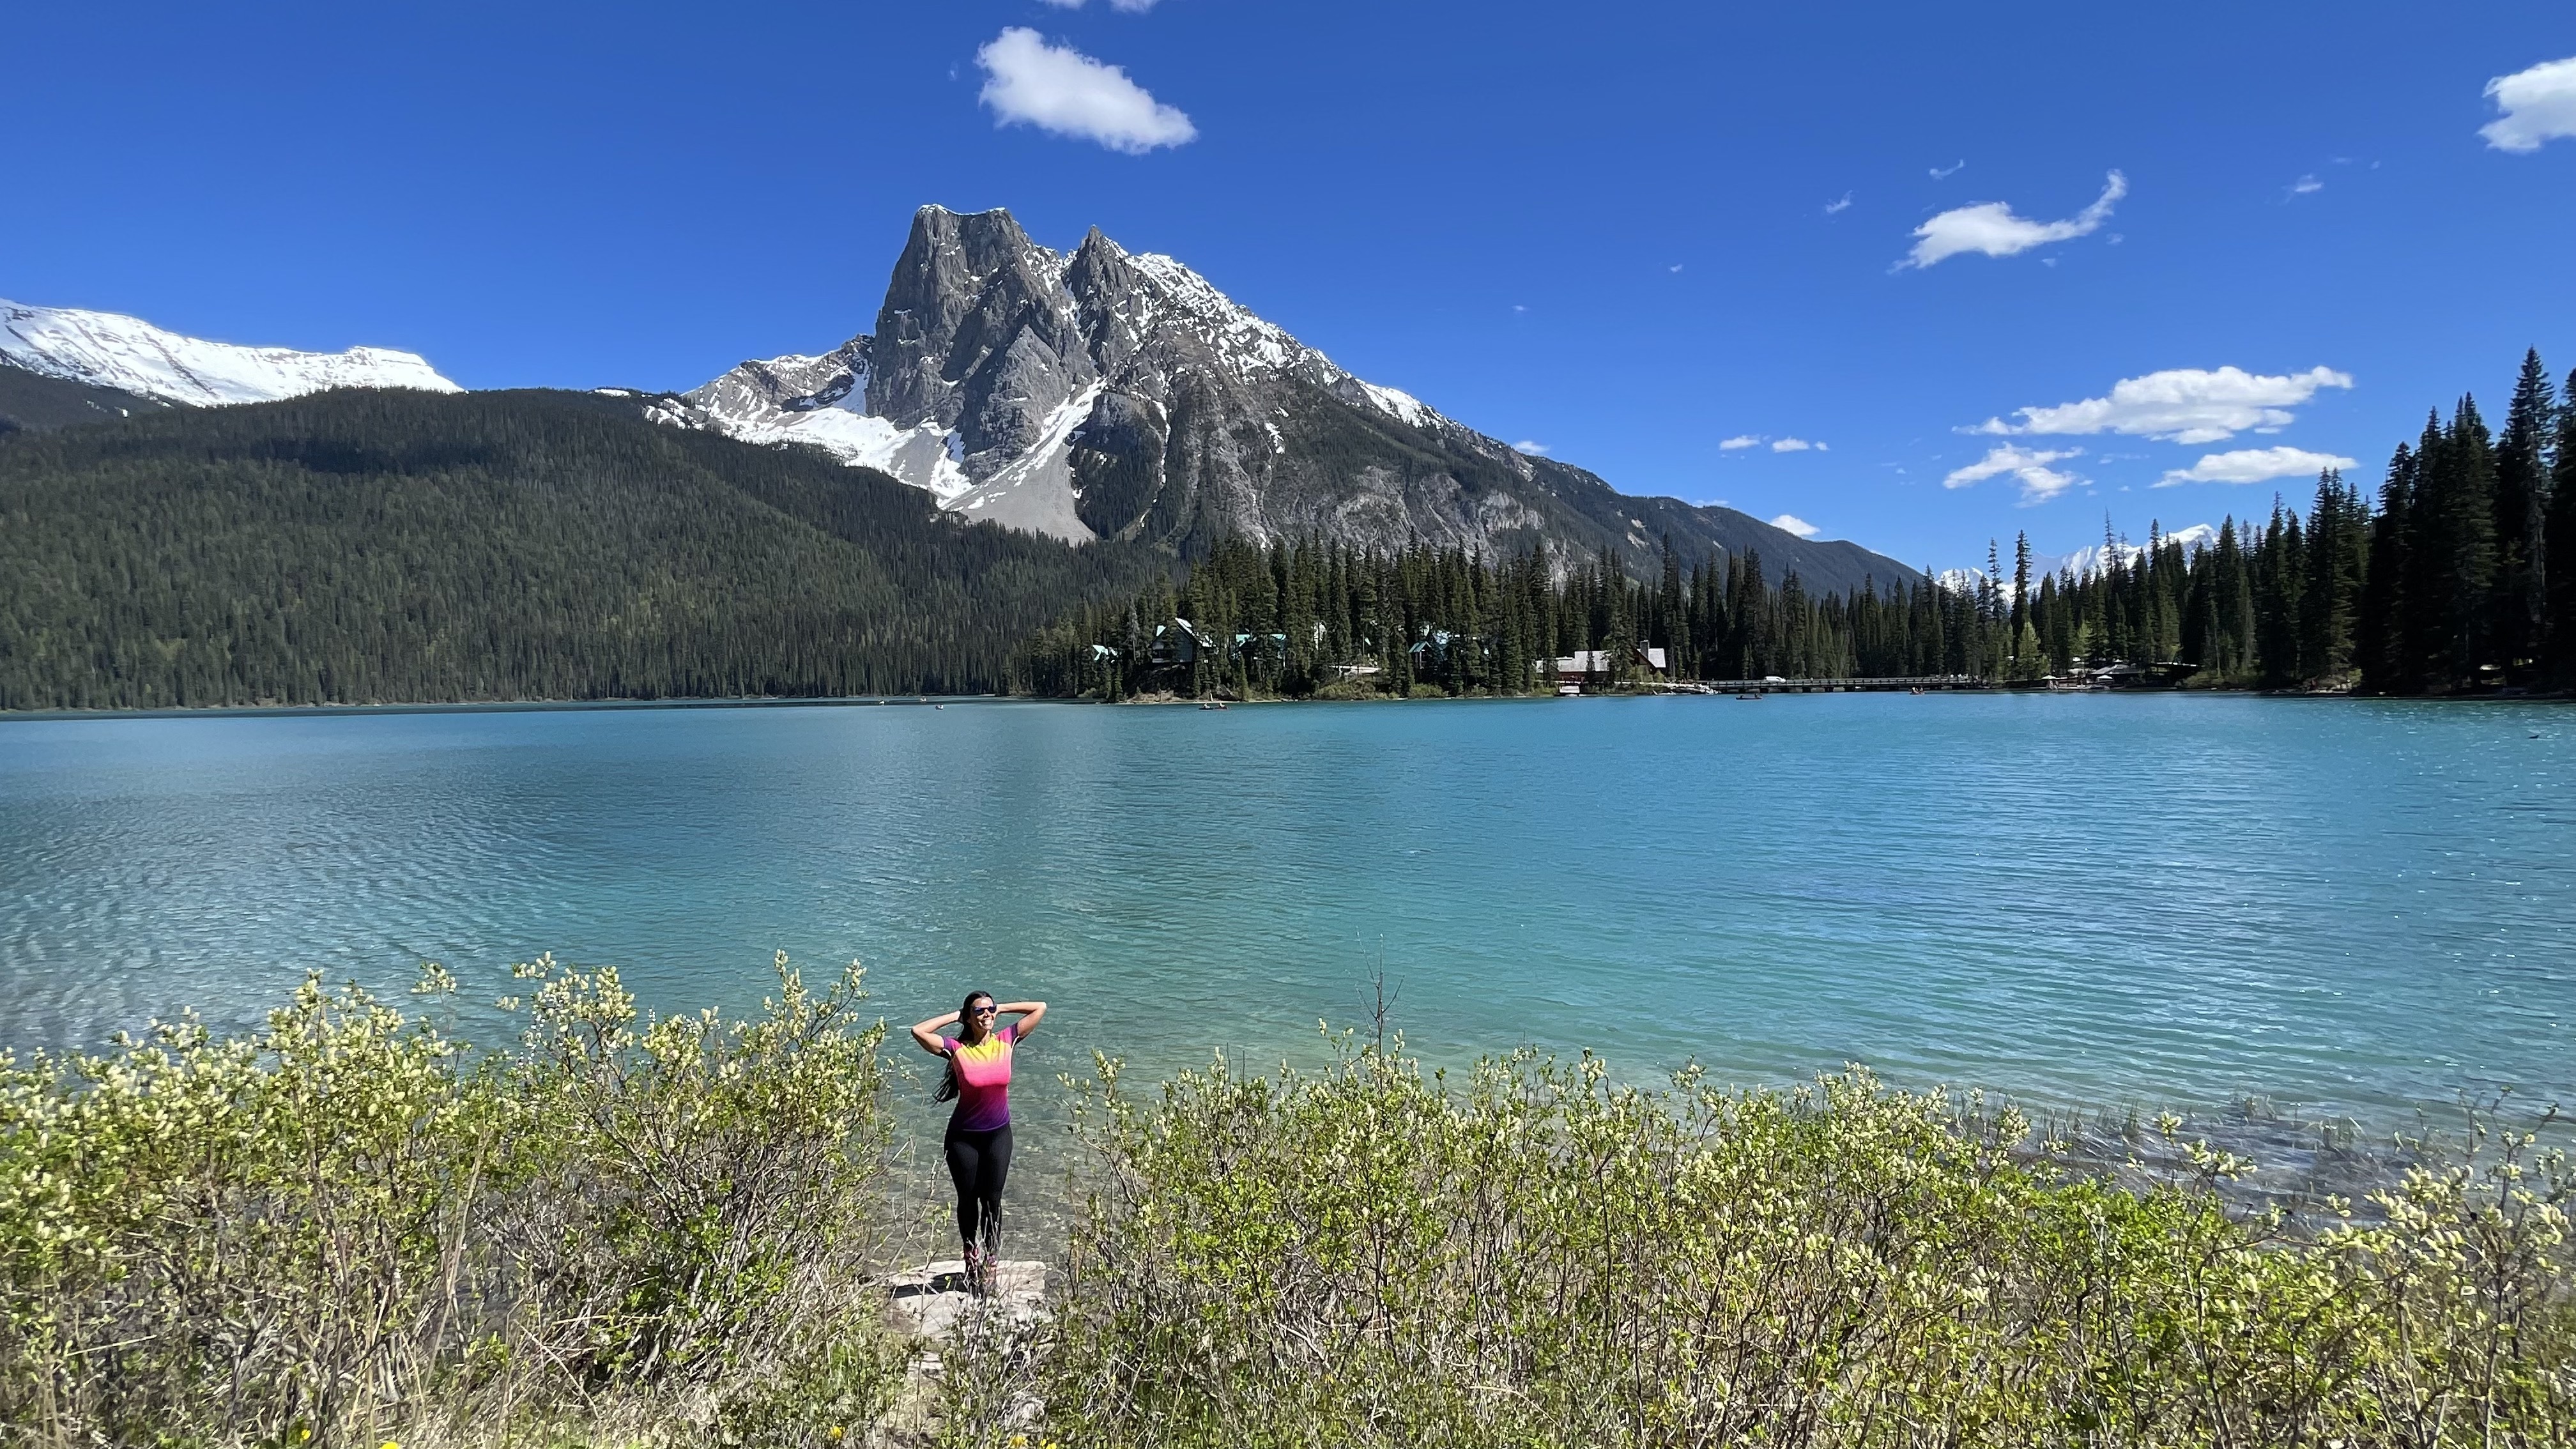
[1548,647,1667,689]
[1406,629,1483,669]
[1149,618,1216,667]
[1233,631,1289,667]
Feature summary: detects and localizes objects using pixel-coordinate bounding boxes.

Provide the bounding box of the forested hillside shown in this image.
[0,360,176,434]
[1020,349,2576,698]
[0,388,1174,709]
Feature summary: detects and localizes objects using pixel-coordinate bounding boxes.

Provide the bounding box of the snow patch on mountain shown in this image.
[1353,381,1430,428]
[643,337,976,502]
[949,381,1107,540]
[751,410,969,502]
[1,298,459,406]
[1119,252,1442,429]
[1125,252,1310,377]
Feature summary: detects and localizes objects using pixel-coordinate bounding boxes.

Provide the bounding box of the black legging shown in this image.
[944,1123,1013,1258]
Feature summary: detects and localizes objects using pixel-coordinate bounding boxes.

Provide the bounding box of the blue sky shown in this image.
[6,1,2572,569]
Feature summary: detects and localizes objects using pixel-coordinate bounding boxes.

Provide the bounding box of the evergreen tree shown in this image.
[2253,503,2305,687]
[2421,398,2500,689]
[1655,540,1693,679]
[2360,442,2418,693]
[2316,471,2368,682]
[2552,369,2576,686]
[2041,571,2074,674]
[2397,412,2455,690]
[2196,519,2251,680]
[2009,533,2037,678]
[2494,352,2555,681]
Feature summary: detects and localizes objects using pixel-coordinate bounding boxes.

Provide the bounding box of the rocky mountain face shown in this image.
[1,298,459,408]
[647,206,1918,597]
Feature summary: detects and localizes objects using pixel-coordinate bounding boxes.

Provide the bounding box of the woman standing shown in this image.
[910,991,1046,1294]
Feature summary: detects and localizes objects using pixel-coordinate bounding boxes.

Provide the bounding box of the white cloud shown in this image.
[1719,434,1763,450]
[1513,440,1549,455]
[1669,263,1684,272]
[1770,514,1821,539]
[1770,437,1818,452]
[1931,160,1966,179]
[1824,192,1853,214]
[2290,174,2322,195]
[1943,445,2087,503]
[976,28,1196,153]
[1899,171,2127,269]
[1038,0,1164,10]
[1970,365,2353,445]
[2155,446,2358,487]
[2480,56,2576,152]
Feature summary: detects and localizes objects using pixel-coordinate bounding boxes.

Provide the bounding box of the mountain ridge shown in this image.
[1,298,459,406]
[5,212,1919,596]
[647,206,1920,598]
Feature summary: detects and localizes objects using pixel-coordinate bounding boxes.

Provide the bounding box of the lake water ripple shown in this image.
[1,694,2569,1131]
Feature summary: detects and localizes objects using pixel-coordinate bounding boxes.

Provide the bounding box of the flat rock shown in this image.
[885,1259,1048,1339]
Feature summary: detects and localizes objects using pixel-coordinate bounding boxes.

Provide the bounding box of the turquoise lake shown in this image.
[2,694,2571,1132]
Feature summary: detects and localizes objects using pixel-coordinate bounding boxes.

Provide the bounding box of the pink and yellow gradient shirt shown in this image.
[942,1024,1016,1133]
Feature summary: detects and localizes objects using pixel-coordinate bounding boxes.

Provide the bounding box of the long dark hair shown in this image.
[933,990,995,1103]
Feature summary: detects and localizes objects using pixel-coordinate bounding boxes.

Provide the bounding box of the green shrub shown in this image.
[8,978,2570,1448]
[0,954,903,1448]
[1029,1039,2575,1448]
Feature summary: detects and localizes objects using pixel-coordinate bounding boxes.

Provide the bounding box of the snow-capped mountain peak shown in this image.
[648,206,1461,540]
[1124,252,1315,379]
[1936,525,2221,597]
[2046,523,2220,581]
[1121,250,1437,427]
[0,298,459,406]
[636,204,1919,598]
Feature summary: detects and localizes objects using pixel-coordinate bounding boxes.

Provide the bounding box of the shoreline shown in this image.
[1075,683,2576,705]
[0,693,1013,724]
[6,686,2570,723]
